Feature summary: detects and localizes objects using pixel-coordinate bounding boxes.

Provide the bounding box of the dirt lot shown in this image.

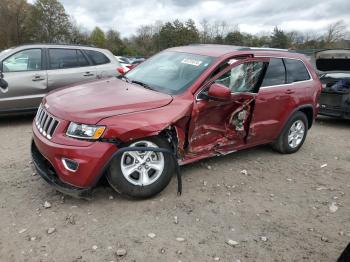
[0,115,349,262]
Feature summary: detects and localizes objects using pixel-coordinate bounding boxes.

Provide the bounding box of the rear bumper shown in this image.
[319,105,350,119]
[31,121,117,197]
[319,92,350,119]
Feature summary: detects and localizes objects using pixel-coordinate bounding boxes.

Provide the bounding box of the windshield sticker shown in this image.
[181,58,203,66]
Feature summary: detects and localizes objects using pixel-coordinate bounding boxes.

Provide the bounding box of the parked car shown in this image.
[129,57,145,69]
[115,55,133,74]
[31,44,322,199]
[311,49,350,119]
[0,44,121,116]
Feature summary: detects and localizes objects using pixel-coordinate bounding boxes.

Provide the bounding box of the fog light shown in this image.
[62,158,79,172]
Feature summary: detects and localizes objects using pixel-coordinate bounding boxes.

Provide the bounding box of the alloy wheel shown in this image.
[288,120,305,149]
[120,141,165,186]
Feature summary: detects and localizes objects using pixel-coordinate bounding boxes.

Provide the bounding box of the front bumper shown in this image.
[31,121,117,197]
[31,141,93,199]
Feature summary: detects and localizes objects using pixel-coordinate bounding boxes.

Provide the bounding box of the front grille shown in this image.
[35,105,59,139]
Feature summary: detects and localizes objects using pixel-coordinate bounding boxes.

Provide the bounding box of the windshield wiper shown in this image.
[131,80,155,91]
[117,75,132,83]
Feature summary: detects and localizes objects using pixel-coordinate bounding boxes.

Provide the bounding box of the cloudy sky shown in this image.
[49,0,350,37]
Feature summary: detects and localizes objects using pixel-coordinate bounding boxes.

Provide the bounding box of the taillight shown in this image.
[126,65,133,69]
[117,67,125,75]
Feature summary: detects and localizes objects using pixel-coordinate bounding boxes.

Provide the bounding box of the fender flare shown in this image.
[275,104,314,139]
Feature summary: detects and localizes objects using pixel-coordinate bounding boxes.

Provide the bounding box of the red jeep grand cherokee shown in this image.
[31,45,322,199]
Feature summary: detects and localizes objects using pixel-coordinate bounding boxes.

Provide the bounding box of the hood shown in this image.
[311,49,350,75]
[45,78,173,124]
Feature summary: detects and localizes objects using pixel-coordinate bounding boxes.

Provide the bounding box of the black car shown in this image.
[312,49,350,119]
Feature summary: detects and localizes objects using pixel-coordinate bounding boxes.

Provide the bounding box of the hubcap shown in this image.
[120,141,165,186]
[288,120,305,149]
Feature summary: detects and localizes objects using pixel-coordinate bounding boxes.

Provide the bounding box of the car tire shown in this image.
[106,136,175,198]
[272,111,308,154]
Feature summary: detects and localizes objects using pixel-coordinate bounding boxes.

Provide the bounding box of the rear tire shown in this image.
[106,136,175,198]
[272,111,308,154]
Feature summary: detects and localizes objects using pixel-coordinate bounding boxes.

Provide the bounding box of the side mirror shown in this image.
[0,70,8,90]
[207,83,231,101]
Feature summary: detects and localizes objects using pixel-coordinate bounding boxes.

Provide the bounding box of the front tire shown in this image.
[106,137,175,198]
[272,111,308,154]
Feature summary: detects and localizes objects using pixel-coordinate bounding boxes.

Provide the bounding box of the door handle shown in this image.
[285,89,295,94]
[32,75,45,81]
[83,72,94,77]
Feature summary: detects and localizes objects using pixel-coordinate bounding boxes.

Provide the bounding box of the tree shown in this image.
[0,0,31,48]
[324,20,346,47]
[159,19,199,49]
[225,31,244,45]
[69,18,90,45]
[29,0,71,43]
[105,29,124,54]
[89,27,106,47]
[270,26,290,48]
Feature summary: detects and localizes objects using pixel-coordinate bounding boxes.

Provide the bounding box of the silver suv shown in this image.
[0,44,121,115]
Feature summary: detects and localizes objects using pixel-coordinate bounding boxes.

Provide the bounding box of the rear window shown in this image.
[284,59,310,83]
[49,49,89,69]
[85,50,110,65]
[316,59,350,72]
[262,58,286,87]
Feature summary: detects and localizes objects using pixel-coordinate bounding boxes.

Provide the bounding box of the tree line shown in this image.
[1,0,349,57]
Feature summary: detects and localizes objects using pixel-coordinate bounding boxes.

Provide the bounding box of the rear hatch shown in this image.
[312,49,350,116]
[312,49,350,74]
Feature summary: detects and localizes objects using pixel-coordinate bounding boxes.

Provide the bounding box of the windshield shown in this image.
[125,51,214,95]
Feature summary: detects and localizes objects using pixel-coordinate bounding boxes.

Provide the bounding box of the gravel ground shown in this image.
[0,115,349,262]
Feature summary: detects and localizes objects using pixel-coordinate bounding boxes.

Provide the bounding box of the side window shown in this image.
[84,50,110,65]
[76,50,89,67]
[49,49,89,69]
[284,59,310,83]
[3,49,42,72]
[215,61,264,93]
[261,58,286,87]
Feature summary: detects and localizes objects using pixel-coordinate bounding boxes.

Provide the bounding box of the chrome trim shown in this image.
[62,158,79,172]
[35,105,59,140]
[0,94,45,102]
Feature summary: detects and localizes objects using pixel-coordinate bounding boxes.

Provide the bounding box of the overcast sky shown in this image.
[45,0,350,37]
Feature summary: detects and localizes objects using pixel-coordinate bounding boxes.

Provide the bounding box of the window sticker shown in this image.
[181,58,203,66]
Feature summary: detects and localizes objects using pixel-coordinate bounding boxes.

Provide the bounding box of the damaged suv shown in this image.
[31,45,322,199]
[311,49,350,119]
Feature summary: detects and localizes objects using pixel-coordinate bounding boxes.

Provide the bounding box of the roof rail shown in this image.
[13,43,98,48]
[239,47,290,52]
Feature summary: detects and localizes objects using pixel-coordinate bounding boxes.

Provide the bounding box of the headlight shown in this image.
[66,122,106,140]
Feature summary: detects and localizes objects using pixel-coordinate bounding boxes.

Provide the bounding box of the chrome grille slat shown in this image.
[35,105,59,140]
[37,107,44,124]
[46,120,55,139]
[42,116,51,135]
[40,113,47,128]
[36,107,42,123]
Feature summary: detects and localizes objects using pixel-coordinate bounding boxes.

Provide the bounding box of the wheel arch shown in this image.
[283,104,314,131]
[298,105,314,129]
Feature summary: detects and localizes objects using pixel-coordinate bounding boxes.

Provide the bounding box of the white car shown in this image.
[115,56,133,74]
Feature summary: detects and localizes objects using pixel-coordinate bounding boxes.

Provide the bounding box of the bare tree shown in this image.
[324,20,346,45]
